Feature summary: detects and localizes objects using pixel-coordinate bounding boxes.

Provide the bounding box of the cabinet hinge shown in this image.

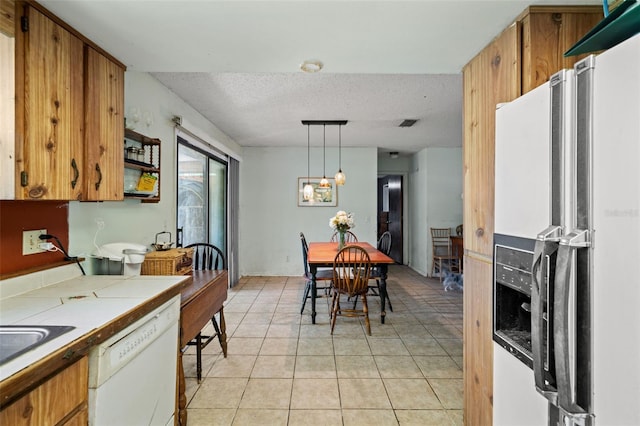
[21,15,29,33]
[20,171,28,187]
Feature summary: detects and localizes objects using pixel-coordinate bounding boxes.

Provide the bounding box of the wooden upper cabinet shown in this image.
[462,6,602,258]
[15,4,84,200]
[0,0,15,37]
[521,8,604,94]
[84,46,124,201]
[14,1,125,201]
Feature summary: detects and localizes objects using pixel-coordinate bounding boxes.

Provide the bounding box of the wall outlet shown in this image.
[39,242,55,251]
[23,229,47,255]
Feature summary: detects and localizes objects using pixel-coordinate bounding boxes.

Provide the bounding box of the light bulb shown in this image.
[303,183,314,200]
[334,170,346,186]
[319,177,329,188]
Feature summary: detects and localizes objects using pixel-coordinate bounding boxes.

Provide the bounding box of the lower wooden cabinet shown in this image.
[462,255,494,426]
[0,357,88,425]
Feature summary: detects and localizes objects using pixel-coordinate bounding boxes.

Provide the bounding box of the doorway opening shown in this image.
[377,175,403,264]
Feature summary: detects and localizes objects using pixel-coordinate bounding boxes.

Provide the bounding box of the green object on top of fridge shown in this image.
[565,0,640,56]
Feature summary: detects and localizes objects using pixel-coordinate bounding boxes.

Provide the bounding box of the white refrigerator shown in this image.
[493,33,640,426]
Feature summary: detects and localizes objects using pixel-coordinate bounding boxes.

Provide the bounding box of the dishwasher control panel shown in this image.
[113,317,161,365]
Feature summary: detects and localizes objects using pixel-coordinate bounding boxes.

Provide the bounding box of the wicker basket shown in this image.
[141,247,193,275]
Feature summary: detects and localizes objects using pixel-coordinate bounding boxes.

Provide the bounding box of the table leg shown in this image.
[378,264,389,324]
[218,307,228,357]
[310,266,317,324]
[178,350,187,426]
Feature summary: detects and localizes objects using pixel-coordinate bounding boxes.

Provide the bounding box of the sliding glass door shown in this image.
[177,138,227,253]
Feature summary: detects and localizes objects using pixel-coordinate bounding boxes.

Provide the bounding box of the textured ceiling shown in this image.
[151,73,462,151]
[38,0,601,154]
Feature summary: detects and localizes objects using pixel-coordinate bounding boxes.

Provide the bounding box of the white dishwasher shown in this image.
[88,296,180,426]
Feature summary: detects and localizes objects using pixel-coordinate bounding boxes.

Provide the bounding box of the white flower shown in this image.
[329,211,355,231]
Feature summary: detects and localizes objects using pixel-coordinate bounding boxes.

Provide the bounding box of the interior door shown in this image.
[377,175,402,263]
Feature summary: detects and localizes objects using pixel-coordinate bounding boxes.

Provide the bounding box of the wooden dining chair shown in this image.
[369,231,393,311]
[188,242,226,271]
[351,231,394,312]
[184,243,227,382]
[300,232,333,314]
[430,228,459,281]
[330,230,358,243]
[331,246,372,335]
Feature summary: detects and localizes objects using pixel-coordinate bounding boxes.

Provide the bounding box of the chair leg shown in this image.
[300,280,311,314]
[438,259,444,282]
[362,294,371,336]
[330,291,339,334]
[196,332,203,383]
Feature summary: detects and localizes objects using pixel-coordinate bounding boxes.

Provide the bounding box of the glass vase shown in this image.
[338,230,346,250]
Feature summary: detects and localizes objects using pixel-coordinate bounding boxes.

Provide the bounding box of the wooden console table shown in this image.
[177,269,228,426]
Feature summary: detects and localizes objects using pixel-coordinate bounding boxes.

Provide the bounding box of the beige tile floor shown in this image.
[182,265,463,425]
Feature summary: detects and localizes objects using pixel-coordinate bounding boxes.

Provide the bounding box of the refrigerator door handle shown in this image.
[555,230,593,426]
[531,226,562,403]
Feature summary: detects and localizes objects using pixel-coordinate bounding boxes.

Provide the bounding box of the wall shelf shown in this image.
[124,128,161,203]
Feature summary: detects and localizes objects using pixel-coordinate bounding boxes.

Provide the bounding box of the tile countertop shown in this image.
[0,272,189,383]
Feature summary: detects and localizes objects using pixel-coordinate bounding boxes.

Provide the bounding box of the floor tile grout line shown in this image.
[185,265,463,423]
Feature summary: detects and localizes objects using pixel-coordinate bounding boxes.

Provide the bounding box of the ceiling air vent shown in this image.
[399,119,418,127]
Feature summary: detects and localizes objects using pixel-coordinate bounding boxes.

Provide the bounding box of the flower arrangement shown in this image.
[329,211,355,233]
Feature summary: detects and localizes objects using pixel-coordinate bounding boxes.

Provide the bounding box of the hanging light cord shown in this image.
[323,124,326,178]
[307,124,310,183]
[338,125,342,171]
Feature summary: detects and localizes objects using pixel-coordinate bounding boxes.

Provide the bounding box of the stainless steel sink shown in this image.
[0,325,75,365]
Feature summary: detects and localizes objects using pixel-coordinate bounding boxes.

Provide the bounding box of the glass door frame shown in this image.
[176,134,228,256]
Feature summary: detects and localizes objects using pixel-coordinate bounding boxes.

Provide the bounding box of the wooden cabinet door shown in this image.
[15,5,84,200]
[521,8,603,94]
[0,357,88,425]
[0,0,14,37]
[462,23,521,258]
[84,46,124,200]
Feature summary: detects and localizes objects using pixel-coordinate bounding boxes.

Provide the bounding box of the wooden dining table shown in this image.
[307,241,395,324]
[177,269,228,426]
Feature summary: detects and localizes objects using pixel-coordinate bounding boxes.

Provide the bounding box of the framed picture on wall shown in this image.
[297,177,337,207]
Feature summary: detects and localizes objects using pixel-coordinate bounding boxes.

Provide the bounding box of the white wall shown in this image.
[239,146,378,276]
[409,149,428,275]
[408,147,463,276]
[67,71,459,279]
[378,154,411,173]
[68,72,242,272]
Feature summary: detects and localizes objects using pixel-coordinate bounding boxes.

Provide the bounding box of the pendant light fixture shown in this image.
[334,124,346,186]
[301,120,348,191]
[319,124,330,188]
[303,124,314,201]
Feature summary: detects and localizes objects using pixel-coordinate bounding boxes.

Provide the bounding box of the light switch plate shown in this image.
[23,229,47,255]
